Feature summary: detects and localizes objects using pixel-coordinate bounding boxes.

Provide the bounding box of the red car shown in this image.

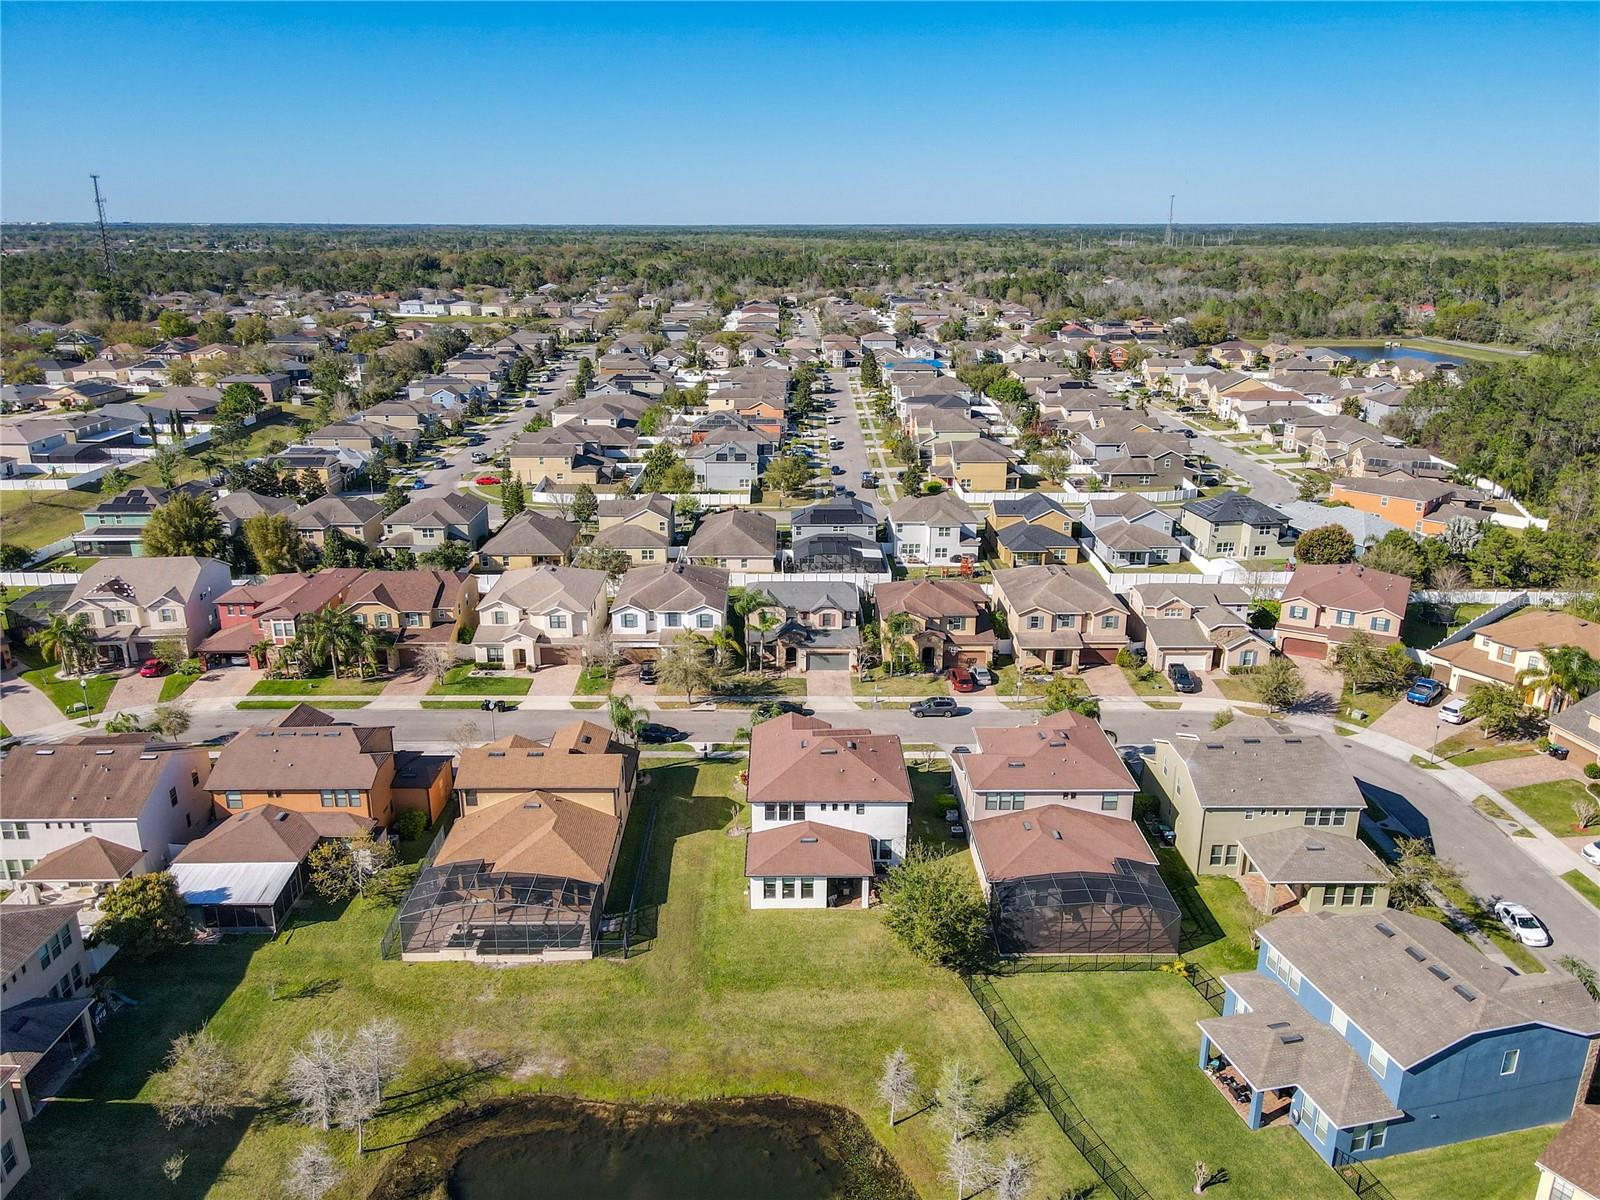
[948,666,976,693]
[138,657,168,678]
[474,475,501,485]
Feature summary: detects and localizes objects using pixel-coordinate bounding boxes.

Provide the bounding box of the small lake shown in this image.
[372,1095,916,1200]
[1324,343,1461,367]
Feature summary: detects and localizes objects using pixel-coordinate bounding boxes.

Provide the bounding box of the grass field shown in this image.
[574,666,614,696]
[1561,868,1600,910]
[248,675,389,697]
[1503,779,1600,838]
[1369,1125,1552,1199]
[13,760,1098,1200]
[428,664,534,696]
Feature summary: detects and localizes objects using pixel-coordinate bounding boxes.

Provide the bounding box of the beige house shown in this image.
[343,569,477,664]
[951,714,1137,823]
[1126,583,1271,674]
[1276,563,1411,662]
[1144,726,1387,913]
[293,495,383,551]
[477,511,579,569]
[872,578,997,670]
[453,720,637,822]
[61,556,232,667]
[685,509,778,571]
[591,494,674,564]
[1428,607,1600,711]
[991,565,1127,669]
[472,566,608,670]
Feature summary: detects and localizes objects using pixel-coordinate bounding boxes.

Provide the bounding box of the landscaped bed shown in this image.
[428,665,535,696]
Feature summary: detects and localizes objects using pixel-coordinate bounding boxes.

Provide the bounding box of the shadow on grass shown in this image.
[976,1080,1037,1140]
[1155,848,1226,956]
[607,761,742,918]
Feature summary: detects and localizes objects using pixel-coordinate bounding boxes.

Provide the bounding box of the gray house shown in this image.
[690,439,761,491]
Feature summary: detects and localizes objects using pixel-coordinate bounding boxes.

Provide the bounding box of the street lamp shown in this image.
[1431,715,1443,765]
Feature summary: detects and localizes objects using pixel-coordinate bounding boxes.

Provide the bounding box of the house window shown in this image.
[1240,650,1258,667]
[1100,797,1119,812]
[225,791,242,810]
[191,771,200,787]
[1265,945,1302,993]
[620,613,639,629]
[781,878,796,900]
[549,614,568,630]
[1371,617,1392,633]
[799,879,815,899]
[492,609,509,625]
[763,879,777,900]
[1304,808,1347,827]
[640,549,656,561]
[0,823,28,840]
[1287,605,1309,621]
[403,612,423,627]
[485,646,504,664]
[1551,1180,1575,1200]
[984,793,1025,811]
[1360,885,1376,906]
[376,613,392,629]
[158,608,177,623]
[1027,615,1043,630]
[1336,610,1355,626]
[1499,1049,1520,1076]
[1101,614,1118,629]
[2,1137,15,1175]
[664,612,682,628]
[169,786,179,807]
[1368,1044,1390,1078]
[1215,541,1235,557]
[697,613,714,629]
[1330,1004,1349,1035]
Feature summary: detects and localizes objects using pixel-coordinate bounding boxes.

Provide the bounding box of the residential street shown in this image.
[1154,408,1297,507]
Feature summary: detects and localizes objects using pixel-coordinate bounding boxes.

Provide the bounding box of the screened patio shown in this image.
[384,860,602,962]
[989,859,1182,957]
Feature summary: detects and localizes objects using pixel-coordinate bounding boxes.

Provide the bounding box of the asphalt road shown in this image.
[820,366,886,521]
[1153,408,1297,507]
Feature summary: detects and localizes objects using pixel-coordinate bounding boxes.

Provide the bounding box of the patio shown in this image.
[1203,1057,1292,1128]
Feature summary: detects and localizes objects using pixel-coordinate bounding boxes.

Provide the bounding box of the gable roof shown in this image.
[887,491,977,526]
[294,495,381,529]
[385,490,488,528]
[480,510,579,558]
[0,740,200,820]
[746,715,913,806]
[613,562,727,613]
[1282,563,1411,614]
[874,577,989,620]
[343,568,469,614]
[478,565,605,614]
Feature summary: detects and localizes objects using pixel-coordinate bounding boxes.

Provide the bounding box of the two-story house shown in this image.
[789,496,883,573]
[987,493,1081,568]
[453,720,637,824]
[743,714,913,909]
[0,736,214,889]
[689,439,761,492]
[685,509,778,571]
[886,492,980,566]
[379,491,490,553]
[472,566,609,671]
[589,494,674,566]
[873,578,997,671]
[1428,607,1600,712]
[293,494,382,551]
[1276,564,1412,662]
[1197,910,1600,1164]
[1180,492,1295,561]
[71,483,211,558]
[1125,582,1270,675]
[951,714,1138,824]
[609,562,728,660]
[342,568,476,665]
[1145,726,1388,912]
[198,569,363,667]
[61,557,231,668]
[1327,476,1493,539]
[745,581,862,674]
[935,437,1019,493]
[477,510,579,569]
[991,565,1127,670]
[0,903,100,1125]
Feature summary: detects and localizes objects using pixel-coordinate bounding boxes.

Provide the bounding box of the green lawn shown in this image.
[1471,794,1534,837]
[1213,674,1265,704]
[419,699,520,711]
[1155,846,1262,973]
[158,673,200,703]
[15,646,116,716]
[1503,779,1600,839]
[248,675,389,697]
[13,760,1097,1200]
[234,699,370,709]
[1402,603,1493,650]
[656,673,808,699]
[991,662,1049,698]
[852,669,951,698]
[993,972,1350,1200]
[1339,686,1405,728]
[1370,1124,1554,1200]
[1561,869,1600,910]
[574,666,614,696]
[1121,663,1173,696]
[427,665,534,696]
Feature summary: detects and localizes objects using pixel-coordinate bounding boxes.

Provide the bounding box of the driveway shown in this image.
[805,669,854,700]
[527,663,582,697]
[0,669,66,735]
[1290,658,1344,716]
[1080,663,1135,699]
[1369,691,1456,751]
[181,667,260,704]
[382,669,436,697]
[1469,752,1590,792]
[105,669,163,714]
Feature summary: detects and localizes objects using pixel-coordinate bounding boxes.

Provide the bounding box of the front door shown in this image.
[921,645,936,671]
[513,647,527,669]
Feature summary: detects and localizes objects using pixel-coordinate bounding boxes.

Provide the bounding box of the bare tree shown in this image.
[157,1029,237,1128]
[584,628,621,677]
[449,719,484,759]
[417,642,458,684]
[161,1153,187,1184]
[285,1142,341,1200]
[150,702,193,741]
[284,1030,347,1131]
[877,1047,917,1126]
[1194,1161,1227,1194]
[994,1151,1034,1200]
[934,1060,980,1144]
[941,1138,990,1200]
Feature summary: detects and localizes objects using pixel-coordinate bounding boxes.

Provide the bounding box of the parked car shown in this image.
[1439,697,1471,724]
[638,723,685,745]
[1492,900,1551,947]
[752,700,811,721]
[1546,742,1570,760]
[949,666,976,693]
[1581,840,1600,867]
[470,452,489,464]
[411,478,429,490]
[636,660,658,685]
[138,657,168,678]
[970,665,993,687]
[474,475,501,485]
[1167,663,1201,694]
[524,398,536,407]
[1405,678,1447,706]
[911,696,960,718]
[830,464,844,475]
[1181,428,1197,439]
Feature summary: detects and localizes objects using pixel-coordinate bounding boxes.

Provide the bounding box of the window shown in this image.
[1304,808,1348,827]
[2,1139,15,1175]
[169,786,179,807]
[620,612,639,629]
[1359,885,1376,907]
[1336,610,1356,626]
[799,879,815,899]
[1215,541,1235,557]
[191,770,200,787]
[985,793,1025,812]
[1101,797,1119,812]
[1551,1179,1576,1200]
[376,612,392,629]
[1240,650,1258,667]
[1313,1110,1331,1142]
[1287,605,1309,621]
[0,822,28,840]
[762,879,777,900]
[1265,946,1302,993]
[640,548,656,561]
[697,613,714,629]
[549,613,568,630]
[1102,614,1118,629]
[664,612,682,628]
[321,790,336,808]
[403,612,423,627]
[1371,617,1392,633]
[1027,615,1043,629]
[225,791,242,810]
[492,609,509,625]
[1499,1049,1519,1076]
[947,616,966,631]
[1368,1044,1390,1077]
[485,646,504,664]
[781,878,796,900]
[1330,1005,1349,1035]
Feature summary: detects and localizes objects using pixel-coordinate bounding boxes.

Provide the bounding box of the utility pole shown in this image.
[1165,194,1174,247]
[90,174,114,273]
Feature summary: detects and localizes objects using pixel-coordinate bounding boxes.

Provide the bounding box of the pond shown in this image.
[370,1095,916,1200]
[1324,342,1460,367]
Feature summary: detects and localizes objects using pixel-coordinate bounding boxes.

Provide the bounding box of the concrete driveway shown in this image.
[1369,691,1456,751]
[105,669,163,714]
[805,669,854,700]
[0,669,66,735]
[181,667,261,704]
[527,664,582,696]
[1470,752,1590,792]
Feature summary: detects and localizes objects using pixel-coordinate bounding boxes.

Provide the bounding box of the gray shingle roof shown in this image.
[1184,491,1289,528]
[1168,734,1363,811]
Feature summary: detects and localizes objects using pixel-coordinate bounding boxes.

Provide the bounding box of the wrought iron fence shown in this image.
[1332,1150,1401,1200]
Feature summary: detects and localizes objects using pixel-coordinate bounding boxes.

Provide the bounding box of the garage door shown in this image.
[1078,647,1116,666]
[1278,636,1327,660]
[807,652,850,671]
[1163,651,1212,673]
[539,645,576,666]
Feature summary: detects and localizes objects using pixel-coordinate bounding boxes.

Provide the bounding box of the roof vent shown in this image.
[1283,737,1302,744]
[1242,737,1261,745]
[1205,743,1225,750]
[1051,829,1063,840]
[1427,965,1451,982]
[1047,741,1066,749]
[1404,946,1427,962]
[33,749,53,756]
[1306,842,1325,852]
[139,752,158,760]
[1278,1033,1304,1045]
[799,835,818,843]
[274,811,290,822]
[1021,821,1033,831]
[94,748,115,756]
[488,751,505,758]
[1452,984,1477,1002]
[820,748,838,756]
[1375,922,1396,938]
[1008,761,1025,769]
[522,800,543,810]
[1266,1021,1290,1030]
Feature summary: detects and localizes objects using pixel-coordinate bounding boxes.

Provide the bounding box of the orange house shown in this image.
[1327,475,1490,538]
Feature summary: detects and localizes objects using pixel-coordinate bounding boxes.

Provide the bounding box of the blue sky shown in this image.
[3,2,1596,224]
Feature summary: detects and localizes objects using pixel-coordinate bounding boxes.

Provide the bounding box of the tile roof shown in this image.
[970,805,1153,881]
[1282,563,1411,614]
[961,715,1135,795]
[22,836,143,883]
[746,715,913,806]
[1237,828,1389,885]
[1166,733,1363,811]
[434,790,618,883]
[744,820,875,879]
[0,741,203,820]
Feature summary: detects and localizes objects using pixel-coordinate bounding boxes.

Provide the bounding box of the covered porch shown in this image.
[1,993,99,1119]
[1197,1040,1293,1129]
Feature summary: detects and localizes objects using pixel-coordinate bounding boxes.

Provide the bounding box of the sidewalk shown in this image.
[0,667,66,736]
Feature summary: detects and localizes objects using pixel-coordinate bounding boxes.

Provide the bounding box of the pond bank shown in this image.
[368,1093,917,1200]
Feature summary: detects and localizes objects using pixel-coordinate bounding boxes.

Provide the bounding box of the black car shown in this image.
[638,723,684,744]
[1167,663,1201,694]
[637,661,659,685]
[753,700,812,721]
[910,696,960,718]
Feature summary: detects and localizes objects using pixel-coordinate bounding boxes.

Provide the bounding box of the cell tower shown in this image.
[91,174,114,273]
[1165,194,1174,247]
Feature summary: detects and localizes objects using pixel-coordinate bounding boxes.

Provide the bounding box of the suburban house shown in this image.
[0,904,99,1130]
[198,568,364,667]
[1534,1105,1600,1200]
[293,494,383,551]
[1126,583,1271,674]
[171,804,373,934]
[991,565,1127,669]
[476,509,579,569]
[379,491,490,552]
[71,483,210,558]
[1144,729,1385,913]
[936,437,1019,492]
[472,566,609,670]
[507,433,626,492]
[205,704,409,828]
[1549,691,1600,766]
[341,568,476,664]
[743,714,913,909]
[745,581,862,674]
[269,447,348,493]
[61,556,232,668]
[452,721,637,823]
[685,509,778,571]
[0,737,214,889]
[1197,909,1600,1163]
[951,714,1138,823]
[1276,564,1412,661]
[1428,607,1600,712]
[609,562,728,659]
[1328,476,1493,538]
[1,1062,31,1190]
[689,440,761,491]
[1180,492,1295,561]
[213,488,296,535]
[886,492,981,566]
[1080,493,1184,568]
[873,577,997,671]
[590,493,674,565]
[987,493,1080,568]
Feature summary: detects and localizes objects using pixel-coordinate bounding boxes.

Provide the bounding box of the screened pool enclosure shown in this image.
[989,859,1182,957]
[382,860,602,961]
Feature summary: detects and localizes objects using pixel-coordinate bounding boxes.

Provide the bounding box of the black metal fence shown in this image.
[1332,1151,1401,1200]
[991,953,1227,1014]
[964,973,1154,1200]
[595,781,665,960]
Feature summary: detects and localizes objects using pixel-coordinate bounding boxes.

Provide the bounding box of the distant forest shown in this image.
[3,223,1598,350]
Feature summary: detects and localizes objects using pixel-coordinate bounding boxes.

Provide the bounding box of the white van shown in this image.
[1439,697,1471,725]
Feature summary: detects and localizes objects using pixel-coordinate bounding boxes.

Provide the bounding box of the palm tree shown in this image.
[608,694,643,742]
[884,612,918,677]
[1518,644,1600,713]
[301,609,365,680]
[730,587,778,670]
[30,613,96,678]
[708,627,745,672]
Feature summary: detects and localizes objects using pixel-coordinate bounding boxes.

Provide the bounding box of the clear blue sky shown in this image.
[3,2,1596,224]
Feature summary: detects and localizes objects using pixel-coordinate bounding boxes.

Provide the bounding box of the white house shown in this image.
[886,492,980,566]
[608,563,728,659]
[471,566,609,671]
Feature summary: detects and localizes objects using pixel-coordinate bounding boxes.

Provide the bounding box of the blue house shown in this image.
[1196,910,1600,1166]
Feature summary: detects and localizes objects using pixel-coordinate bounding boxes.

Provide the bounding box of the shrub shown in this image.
[393,809,428,841]
[1584,762,1600,781]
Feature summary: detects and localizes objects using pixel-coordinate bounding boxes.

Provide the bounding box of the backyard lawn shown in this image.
[13,760,1097,1200]
[1369,1124,1553,1200]
[1503,779,1600,839]
[427,664,534,696]
[248,675,390,697]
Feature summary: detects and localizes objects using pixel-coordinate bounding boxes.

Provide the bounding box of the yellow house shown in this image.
[986,494,1081,567]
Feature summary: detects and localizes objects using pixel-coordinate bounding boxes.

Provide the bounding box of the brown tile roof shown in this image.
[174,804,370,866]
[434,790,618,883]
[1282,563,1410,615]
[961,715,1135,795]
[874,578,989,621]
[206,710,394,792]
[22,836,143,883]
[746,715,913,806]
[453,722,636,801]
[1428,638,1520,684]
[0,742,205,820]
[344,568,469,614]
[744,820,875,878]
[1457,608,1600,657]
[1538,1105,1600,1196]
[970,805,1153,881]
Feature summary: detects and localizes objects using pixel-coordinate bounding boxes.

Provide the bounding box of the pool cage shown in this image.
[381,859,602,960]
[989,859,1182,957]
